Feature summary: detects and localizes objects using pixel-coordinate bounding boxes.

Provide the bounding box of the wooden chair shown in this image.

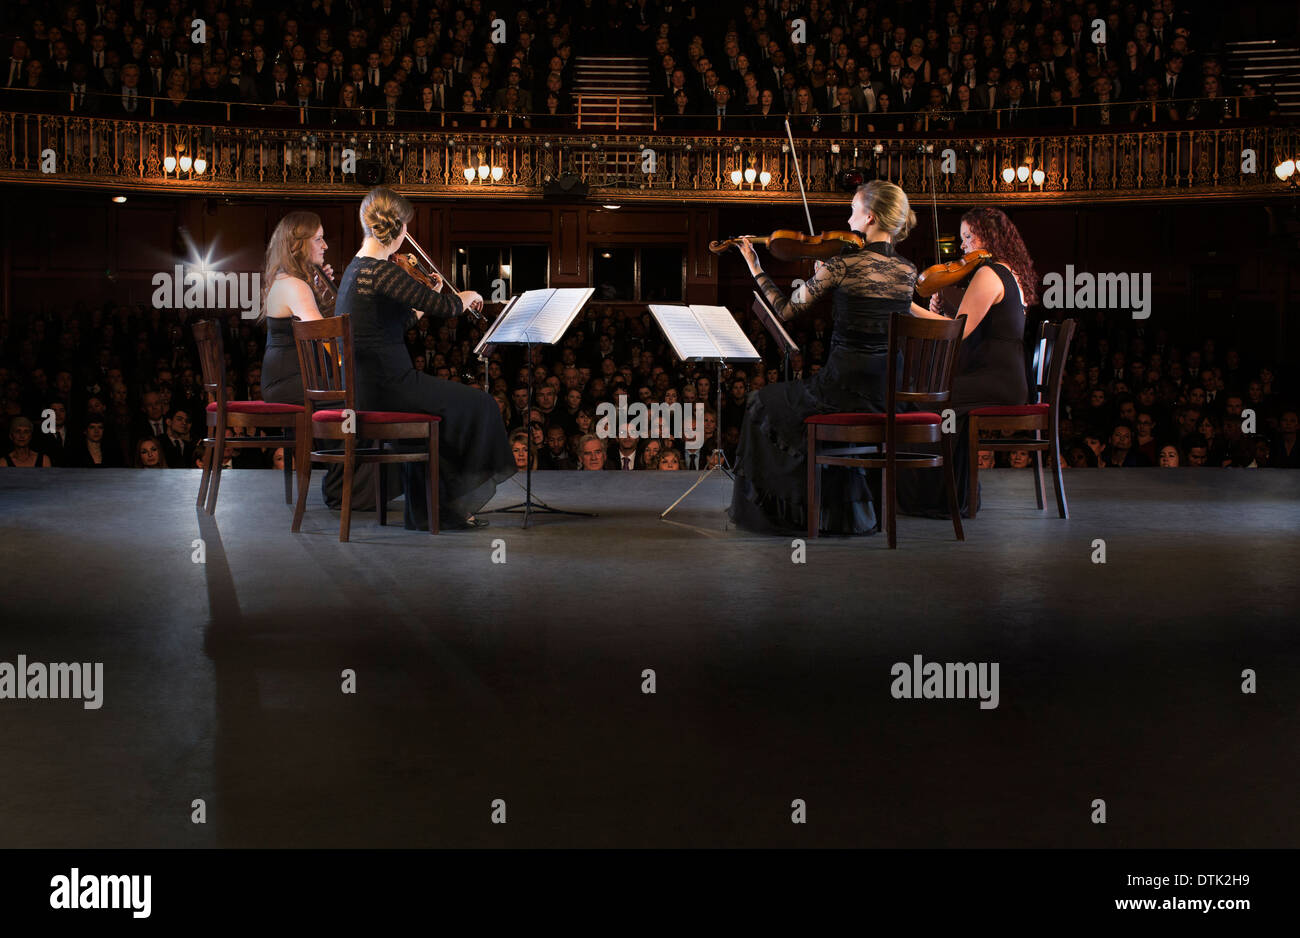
[290,315,440,541]
[193,319,308,515]
[805,313,967,548]
[967,318,1076,519]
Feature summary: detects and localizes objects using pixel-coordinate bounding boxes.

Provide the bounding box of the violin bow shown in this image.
[925,145,941,266]
[784,118,816,237]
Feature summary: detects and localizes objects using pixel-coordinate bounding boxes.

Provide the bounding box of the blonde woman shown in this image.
[334,187,513,529]
[729,180,919,535]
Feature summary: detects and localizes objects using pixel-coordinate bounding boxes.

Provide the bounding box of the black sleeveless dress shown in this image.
[261,314,398,511]
[337,256,515,527]
[729,239,918,535]
[897,261,1030,517]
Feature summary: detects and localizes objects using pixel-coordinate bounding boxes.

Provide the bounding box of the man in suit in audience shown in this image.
[65,63,101,113]
[974,65,1003,109]
[264,62,293,104]
[1021,63,1049,108]
[161,408,195,468]
[108,63,146,116]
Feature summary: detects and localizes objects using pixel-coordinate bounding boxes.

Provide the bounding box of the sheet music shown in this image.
[649,304,761,362]
[649,305,722,360]
[692,305,761,361]
[487,288,594,345]
[475,288,594,353]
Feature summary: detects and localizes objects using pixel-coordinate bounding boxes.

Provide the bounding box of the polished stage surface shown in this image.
[1,467,1297,848]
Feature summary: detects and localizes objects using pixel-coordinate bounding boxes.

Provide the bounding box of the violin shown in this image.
[915,249,992,299]
[311,263,338,317]
[391,232,485,322]
[709,229,866,262]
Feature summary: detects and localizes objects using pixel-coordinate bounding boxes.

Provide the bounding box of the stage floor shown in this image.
[1,467,1298,848]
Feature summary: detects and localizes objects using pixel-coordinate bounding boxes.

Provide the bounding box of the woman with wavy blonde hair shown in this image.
[334,187,513,529]
[728,180,920,535]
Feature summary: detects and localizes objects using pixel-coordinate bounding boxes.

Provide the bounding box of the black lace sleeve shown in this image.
[371,262,464,319]
[755,257,845,321]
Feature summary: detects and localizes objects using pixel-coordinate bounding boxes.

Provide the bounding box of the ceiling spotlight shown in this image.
[602,204,622,210]
[600,251,612,259]
[111,195,127,203]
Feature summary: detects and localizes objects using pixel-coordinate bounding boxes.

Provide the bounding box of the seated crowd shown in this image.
[1,301,1296,473]
[0,0,1281,133]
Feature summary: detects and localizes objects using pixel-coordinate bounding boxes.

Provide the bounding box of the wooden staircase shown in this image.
[1224,40,1300,114]
[573,56,655,131]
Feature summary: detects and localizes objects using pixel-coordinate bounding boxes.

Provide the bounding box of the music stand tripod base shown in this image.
[661,359,734,520]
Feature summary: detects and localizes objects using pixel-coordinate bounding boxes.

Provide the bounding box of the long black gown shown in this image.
[260,315,398,510]
[897,262,1030,517]
[729,240,918,535]
[336,256,516,528]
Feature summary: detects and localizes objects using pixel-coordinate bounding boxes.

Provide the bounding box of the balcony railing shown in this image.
[1,109,1295,204]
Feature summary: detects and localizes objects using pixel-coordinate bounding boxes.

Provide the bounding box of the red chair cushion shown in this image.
[313,409,440,424]
[970,404,1050,417]
[207,400,304,414]
[806,412,943,426]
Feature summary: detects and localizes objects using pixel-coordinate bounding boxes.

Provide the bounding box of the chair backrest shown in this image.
[886,312,967,409]
[1032,318,1076,412]
[291,315,354,411]
[191,319,228,411]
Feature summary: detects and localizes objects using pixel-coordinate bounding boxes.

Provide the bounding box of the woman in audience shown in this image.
[1,417,52,467]
[133,436,164,469]
[450,89,488,129]
[333,82,366,127]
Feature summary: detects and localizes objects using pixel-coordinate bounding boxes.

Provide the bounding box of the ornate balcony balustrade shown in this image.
[1,110,1296,204]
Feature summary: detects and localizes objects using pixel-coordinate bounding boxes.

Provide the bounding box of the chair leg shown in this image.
[967,417,981,519]
[377,444,387,528]
[283,428,294,504]
[941,433,965,542]
[205,428,226,516]
[1049,430,1069,519]
[884,452,897,549]
[1031,439,1047,510]
[427,426,439,535]
[340,433,355,542]
[291,420,312,533]
[805,426,819,539]
[196,439,214,508]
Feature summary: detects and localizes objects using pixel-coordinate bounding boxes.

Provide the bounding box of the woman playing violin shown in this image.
[899,207,1039,517]
[727,181,919,535]
[334,187,514,529]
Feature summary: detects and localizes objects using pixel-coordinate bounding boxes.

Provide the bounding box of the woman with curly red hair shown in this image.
[900,207,1040,517]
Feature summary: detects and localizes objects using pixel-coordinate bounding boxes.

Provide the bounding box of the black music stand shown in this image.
[751,289,800,383]
[476,288,596,529]
[647,304,762,521]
